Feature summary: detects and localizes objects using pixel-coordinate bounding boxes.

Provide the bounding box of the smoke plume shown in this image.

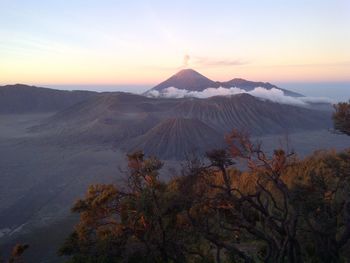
[183,54,190,68]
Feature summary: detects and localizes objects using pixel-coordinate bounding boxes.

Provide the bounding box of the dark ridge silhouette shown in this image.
[0,84,97,113]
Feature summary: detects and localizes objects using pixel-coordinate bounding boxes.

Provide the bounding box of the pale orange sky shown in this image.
[1,0,349,85]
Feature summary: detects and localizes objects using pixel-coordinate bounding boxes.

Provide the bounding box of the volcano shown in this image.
[146,68,302,97]
[151,68,218,92]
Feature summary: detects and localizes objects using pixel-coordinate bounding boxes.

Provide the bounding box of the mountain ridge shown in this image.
[30,92,331,159]
[0,84,97,113]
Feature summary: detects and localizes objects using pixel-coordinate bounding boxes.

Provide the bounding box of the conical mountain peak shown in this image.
[174,68,206,78]
[151,68,218,92]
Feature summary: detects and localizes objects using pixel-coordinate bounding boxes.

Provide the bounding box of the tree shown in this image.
[288,150,350,262]
[0,244,29,263]
[61,132,350,262]
[333,101,350,136]
[177,131,302,262]
[59,151,210,263]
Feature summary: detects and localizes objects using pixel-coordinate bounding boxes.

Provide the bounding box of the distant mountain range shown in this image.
[0,69,303,114]
[147,68,302,97]
[0,71,332,159]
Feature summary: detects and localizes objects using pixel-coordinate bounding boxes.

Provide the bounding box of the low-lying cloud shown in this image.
[147,87,334,106]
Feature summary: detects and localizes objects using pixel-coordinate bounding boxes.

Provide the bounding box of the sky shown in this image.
[0,0,350,86]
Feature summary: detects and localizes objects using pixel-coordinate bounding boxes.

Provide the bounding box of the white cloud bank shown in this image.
[146,87,334,106]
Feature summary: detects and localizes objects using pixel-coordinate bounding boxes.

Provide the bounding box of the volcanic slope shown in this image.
[151,68,218,92]
[30,93,163,144]
[31,92,332,159]
[170,94,330,134]
[126,118,223,159]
